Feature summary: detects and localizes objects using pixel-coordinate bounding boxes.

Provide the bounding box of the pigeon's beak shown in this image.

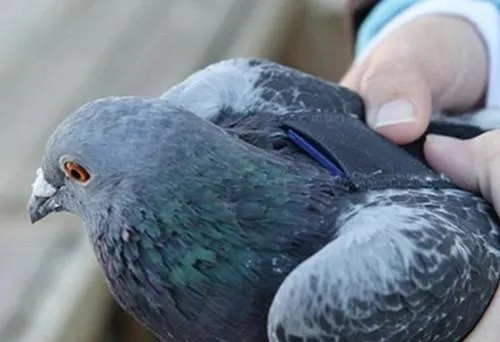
[28,195,54,224]
[28,168,61,224]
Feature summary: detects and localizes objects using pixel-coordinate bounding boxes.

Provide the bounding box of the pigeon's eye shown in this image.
[63,161,90,183]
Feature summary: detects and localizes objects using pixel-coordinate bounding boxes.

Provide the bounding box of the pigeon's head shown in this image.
[27,96,230,231]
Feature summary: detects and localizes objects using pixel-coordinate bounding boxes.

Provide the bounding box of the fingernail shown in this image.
[369,99,416,128]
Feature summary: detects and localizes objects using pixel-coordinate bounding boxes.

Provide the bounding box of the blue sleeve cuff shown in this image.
[355,0,500,56]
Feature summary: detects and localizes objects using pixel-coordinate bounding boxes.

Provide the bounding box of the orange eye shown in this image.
[63,161,90,183]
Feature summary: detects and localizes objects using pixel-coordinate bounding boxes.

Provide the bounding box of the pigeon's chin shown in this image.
[27,194,64,224]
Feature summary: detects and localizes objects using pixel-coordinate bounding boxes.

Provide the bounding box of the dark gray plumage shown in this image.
[28,58,500,342]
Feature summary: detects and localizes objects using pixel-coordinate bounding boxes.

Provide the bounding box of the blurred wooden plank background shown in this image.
[0,1,350,341]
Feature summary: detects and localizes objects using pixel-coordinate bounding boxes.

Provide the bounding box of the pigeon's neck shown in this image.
[147,152,330,283]
[160,152,313,239]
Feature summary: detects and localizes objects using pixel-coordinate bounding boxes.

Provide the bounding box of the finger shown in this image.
[341,16,487,145]
[341,56,433,144]
[357,57,432,144]
[424,131,500,210]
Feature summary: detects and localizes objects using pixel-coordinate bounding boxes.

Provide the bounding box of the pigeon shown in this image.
[27,58,500,342]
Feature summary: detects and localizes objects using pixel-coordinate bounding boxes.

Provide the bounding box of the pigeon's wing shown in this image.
[161,58,500,134]
[160,58,363,125]
[267,188,500,342]
[161,57,500,168]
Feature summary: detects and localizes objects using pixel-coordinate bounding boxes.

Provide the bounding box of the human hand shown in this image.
[341,15,487,144]
[341,14,499,341]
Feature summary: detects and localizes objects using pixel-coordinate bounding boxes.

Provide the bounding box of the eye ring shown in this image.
[63,161,90,183]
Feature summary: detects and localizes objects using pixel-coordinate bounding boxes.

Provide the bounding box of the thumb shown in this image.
[341,15,487,145]
[350,60,433,144]
[424,131,500,210]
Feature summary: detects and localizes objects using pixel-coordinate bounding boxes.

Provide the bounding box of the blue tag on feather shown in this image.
[287,128,344,177]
